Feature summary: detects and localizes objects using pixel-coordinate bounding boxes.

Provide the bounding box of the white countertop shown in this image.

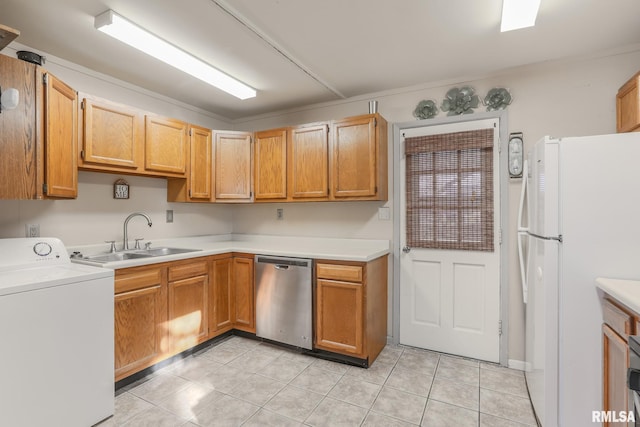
[596,277,640,314]
[69,234,391,269]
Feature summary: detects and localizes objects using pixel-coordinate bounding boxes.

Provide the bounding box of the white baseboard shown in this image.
[508,359,527,371]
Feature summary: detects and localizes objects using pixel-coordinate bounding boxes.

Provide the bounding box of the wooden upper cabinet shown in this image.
[289,123,329,200]
[617,71,640,133]
[254,128,287,200]
[0,53,78,200]
[188,125,212,200]
[80,95,144,172]
[214,131,253,202]
[330,114,387,200]
[145,115,188,175]
[43,73,78,198]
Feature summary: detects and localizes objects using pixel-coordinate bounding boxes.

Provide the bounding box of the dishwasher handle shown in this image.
[255,255,312,268]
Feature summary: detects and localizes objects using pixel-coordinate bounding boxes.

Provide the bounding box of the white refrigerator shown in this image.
[518,133,640,426]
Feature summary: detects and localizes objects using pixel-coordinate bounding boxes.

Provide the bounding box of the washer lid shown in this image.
[0,263,113,296]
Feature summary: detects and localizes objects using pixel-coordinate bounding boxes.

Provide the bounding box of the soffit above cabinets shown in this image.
[2,0,640,120]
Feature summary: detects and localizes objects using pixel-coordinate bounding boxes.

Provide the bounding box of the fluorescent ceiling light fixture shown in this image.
[501,0,541,32]
[95,9,256,100]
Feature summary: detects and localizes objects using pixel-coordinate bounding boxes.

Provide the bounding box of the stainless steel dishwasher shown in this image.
[255,255,313,349]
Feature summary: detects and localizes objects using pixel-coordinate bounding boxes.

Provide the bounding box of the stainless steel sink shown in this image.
[81,247,201,263]
[82,252,152,263]
[144,247,201,256]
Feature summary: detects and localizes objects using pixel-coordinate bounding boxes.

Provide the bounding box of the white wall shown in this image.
[1,41,639,363]
[0,43,235,245]
[232,45,640,362]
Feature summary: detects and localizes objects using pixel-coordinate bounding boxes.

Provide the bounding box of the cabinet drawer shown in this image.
[317,263,363,282]
[168,259,209,282]
[603,298,634,338]
[115,266,163,294]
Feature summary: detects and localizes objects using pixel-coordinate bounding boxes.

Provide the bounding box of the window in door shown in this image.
[405,128,494,252]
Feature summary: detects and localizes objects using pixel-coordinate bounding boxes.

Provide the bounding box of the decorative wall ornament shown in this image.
[440,86,480,116]
[413,99,439,119]
[484,87,512,111]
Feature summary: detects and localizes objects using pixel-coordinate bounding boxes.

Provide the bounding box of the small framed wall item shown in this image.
[113,178,130,199]
[508,132,524,178]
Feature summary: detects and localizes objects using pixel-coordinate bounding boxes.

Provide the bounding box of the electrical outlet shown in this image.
[166,210,174,223]
[276,208,284,220]
[25,224,40,237]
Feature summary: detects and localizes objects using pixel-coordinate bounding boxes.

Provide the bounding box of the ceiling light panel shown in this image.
[501,0,541,32]
[95,9,256,100]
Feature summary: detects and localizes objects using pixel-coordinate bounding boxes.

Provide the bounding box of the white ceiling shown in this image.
[3,0,640,120]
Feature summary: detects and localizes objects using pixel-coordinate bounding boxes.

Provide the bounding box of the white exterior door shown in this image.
[399,118,501,362]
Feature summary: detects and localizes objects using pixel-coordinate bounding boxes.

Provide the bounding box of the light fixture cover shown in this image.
[95,10,256,100]
[501,0,541,32]
[508,133,524,178]
[1,87,19,110]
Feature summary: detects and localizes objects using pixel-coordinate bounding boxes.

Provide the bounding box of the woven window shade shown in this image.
[405,128,494,252]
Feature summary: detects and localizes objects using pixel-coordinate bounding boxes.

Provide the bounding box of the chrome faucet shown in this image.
[123,212,152,250]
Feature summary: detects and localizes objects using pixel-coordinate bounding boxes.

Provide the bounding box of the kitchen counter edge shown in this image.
[69,235,391,269]
[596,277,640,314]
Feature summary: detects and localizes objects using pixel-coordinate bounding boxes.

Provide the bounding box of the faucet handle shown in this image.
[105,240,117,253]
[145,241,152,250]
[134,238,144,249]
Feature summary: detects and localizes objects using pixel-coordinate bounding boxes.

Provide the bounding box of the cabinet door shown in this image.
[145,115,188,175]
[316,279,363,356]
[168,275,209,353]
[43,72,77,198]
[233,256,255,332]
[81,96,143,170]
[210,257,234,334]
[188,125,212,200]
[331,115,377,198]
[603,324,629,426]
[289,123,329,199]
[214,131,252,201]
[0,54,38,199]
[254,128,287,200]
[114,284,166,381]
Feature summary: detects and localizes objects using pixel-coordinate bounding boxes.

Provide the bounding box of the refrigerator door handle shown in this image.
[518,231,528,304]
[517,160,529,233]
[517,159,529,304]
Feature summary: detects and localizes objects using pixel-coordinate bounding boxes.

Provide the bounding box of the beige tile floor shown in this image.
[98,336,537,426]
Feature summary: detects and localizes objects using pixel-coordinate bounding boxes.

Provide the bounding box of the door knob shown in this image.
[402,246,411,253]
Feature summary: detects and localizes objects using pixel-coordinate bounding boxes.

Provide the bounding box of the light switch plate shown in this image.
[166,210,173,223]
[378,207,391,220]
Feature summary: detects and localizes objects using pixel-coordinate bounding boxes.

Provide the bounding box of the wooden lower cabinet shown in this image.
[114,264,167,382]
[603,324,629,426]
[315,255,387,363]
[232,255,256,333]
[601,297,634,426]
[316,278,363,355]
[209,256,234,334]
[167,259,209,354]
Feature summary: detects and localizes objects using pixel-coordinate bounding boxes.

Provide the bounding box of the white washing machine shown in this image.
[0,237,114,427]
